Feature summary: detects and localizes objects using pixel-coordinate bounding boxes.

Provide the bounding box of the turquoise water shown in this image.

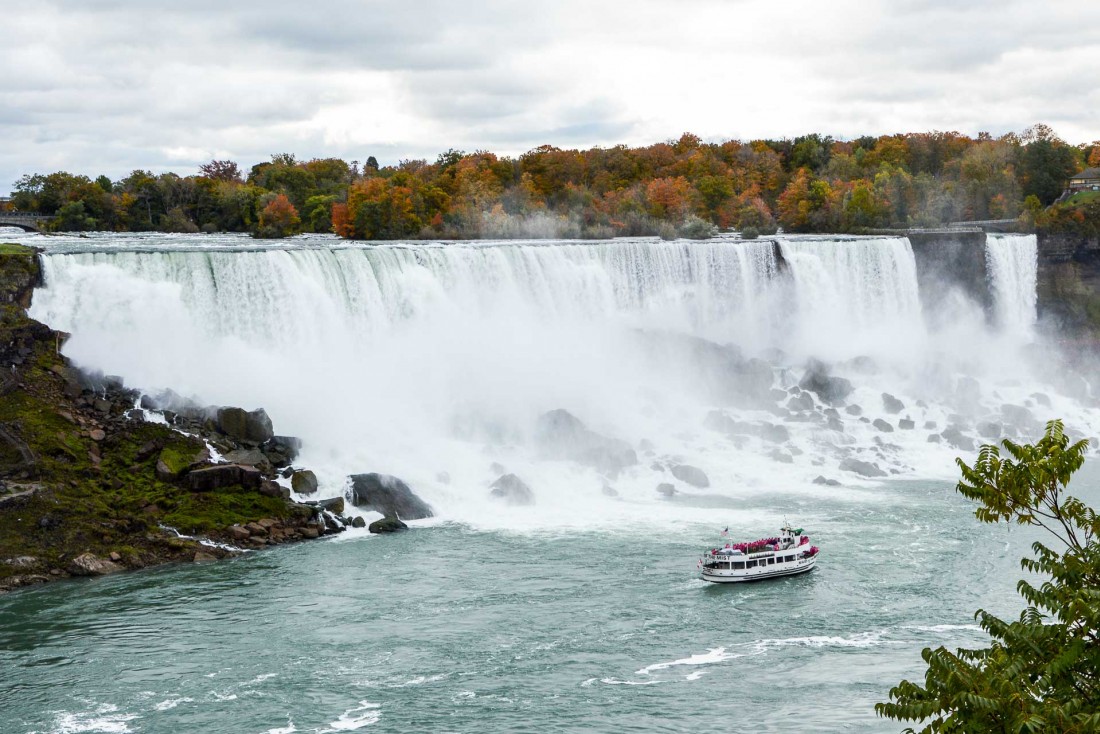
[2,475,1078,734]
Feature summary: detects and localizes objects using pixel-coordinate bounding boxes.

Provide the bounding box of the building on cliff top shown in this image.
[1068,167,1100,193]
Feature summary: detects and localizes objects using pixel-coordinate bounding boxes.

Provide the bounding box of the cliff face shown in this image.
[906,231,991,312]
[1036,233,1100,340]
[0,244,342,594]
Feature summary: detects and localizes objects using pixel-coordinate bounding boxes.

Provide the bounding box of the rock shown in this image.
[316,496,345,515]
[924,421,938,429]
[872,418,894,433]
[227,525,251,541]
[259,480,289,499]
[261,435,301,467]
[769,449,794,464]
[813,475,841,486]
[245,522,267,536]
[89,428,106,442]
[222,448,269,469]
[67,553,123,577]
[187,464,242,492]
[351,516,366,528]
[656,482,677,497]
[881,393,905,414]
[898,419,915,430]
[758,423,790,443]
[799,359,854,405]
[1001,404,1039,433]
[215,407,274,444]
[534,409,637,476]
[977,422,1002,439]
[489,474,534,505]
[239,465,263,490]
[670,464,710,488]
[839,458,887,478]
[300,527,320,539]
[1031,392,1051,408]
[349,473,433,519]
[845,404,863,416]
[369,516,408,533]
[927,434,942,443]
[941,427,976,451]
[291,470,318,495]
[193,551,218,563]
[786,392,815,412]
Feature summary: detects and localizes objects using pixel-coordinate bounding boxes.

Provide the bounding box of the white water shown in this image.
[26,233,1095,530]
[985,233,1039,336]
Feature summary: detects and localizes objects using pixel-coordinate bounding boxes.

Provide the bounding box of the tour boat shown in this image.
[699,523,819,583]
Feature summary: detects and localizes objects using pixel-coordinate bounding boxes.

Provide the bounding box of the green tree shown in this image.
[877,420,1100,733]
[1019,137,1081,206]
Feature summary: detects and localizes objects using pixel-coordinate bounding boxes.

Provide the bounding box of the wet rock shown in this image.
[222,448,269,470]
[656,482,677,497]
[193,551,218,563]
[813,476,841,486]
[535,409,637,476]
[369,516,408,533]
[769,449,794,464]
[215,407,274,444]
[799,359,854,405]
[1001,404,1039,433]
[924,421,938,430]
[259,480,290,499]
[827,416,844,432]
[927,433,942,443]
[872,418,894,433]
[489,474,534,506]
[898,419,915,430]
[1031,392,1051,408]
[977,422,1002,439]
[845,404,863,416]
[291,470,318,495]
[670,464,710,488]
[881,393,905,414]
[187,464,243,492]
[839,458,887,478]
[349,473,433,519]
[316,496,345,515]
[787,392,815,412]
[67,553,123,577]
[941,427,976,451]
[262,436,301,467]
[89,428,106,442]
[227,525,251,541]
[351,516,366,528]
[758,423,790,443]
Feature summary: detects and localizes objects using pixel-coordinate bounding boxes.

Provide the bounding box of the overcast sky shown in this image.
[2,0,1099,193]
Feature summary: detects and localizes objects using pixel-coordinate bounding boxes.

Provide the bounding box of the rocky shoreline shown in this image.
[0,243,365,595]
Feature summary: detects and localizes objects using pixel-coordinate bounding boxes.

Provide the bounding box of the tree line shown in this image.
[6,125,1098,239]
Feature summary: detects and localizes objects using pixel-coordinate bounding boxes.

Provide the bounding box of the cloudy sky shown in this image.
[2,0,1098,193]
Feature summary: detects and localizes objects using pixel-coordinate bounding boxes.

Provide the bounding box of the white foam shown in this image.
[636,647,737,675]
[152,697,192,711]
[321,701,381,731]
[42,704,137,734]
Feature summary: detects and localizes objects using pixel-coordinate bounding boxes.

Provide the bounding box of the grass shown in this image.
[1063,190,1100,207]
[0,243,34,256]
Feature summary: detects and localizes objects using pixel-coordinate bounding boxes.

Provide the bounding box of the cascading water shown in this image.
[985,233,1038,336]
[25,232,1093,529]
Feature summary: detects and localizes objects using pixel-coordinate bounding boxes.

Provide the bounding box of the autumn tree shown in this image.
[254,193,300,239]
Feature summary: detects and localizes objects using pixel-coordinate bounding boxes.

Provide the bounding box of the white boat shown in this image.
[700,523,819,583]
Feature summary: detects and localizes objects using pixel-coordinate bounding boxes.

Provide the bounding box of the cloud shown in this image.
[1,0,1099,193]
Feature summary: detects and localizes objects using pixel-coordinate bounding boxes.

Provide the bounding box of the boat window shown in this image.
[747,560,757,568]
[767,558,775,565]
[722,562,732,569]
[732,562,744,569]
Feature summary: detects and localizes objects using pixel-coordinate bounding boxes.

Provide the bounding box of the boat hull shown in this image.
[701,556,816,584]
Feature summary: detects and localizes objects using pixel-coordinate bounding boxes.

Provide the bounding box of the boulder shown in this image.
[898,419,915,430]
[758,423,790,443]
[872,418,894,433]
[351,516,366,528]
[291,470,318,495]
[656,482,677,497]
[813,475,841,486]
[259,480,290,499]
[489,474,534,506]
[670,464,710,488]
[534,409,637,476]
[839,458,887,478]
[786,392,815,412]
[927,434,942,443]
[348,473,433,519]
[799,359,854,405]
[369,516,408,533]
[215,407,274,444]
[941,427,976,451]
[845,404,863,416]
[315,496,345,515]
[193,551,218,563]
[881,393,905,414]
[769,449,794,464]
[262,435,301,467]
[977,422,1002,439]
[187,464,243,492]
[67,553,123,577]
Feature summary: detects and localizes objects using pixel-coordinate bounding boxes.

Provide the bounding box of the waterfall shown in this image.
[27,234,1072,529]
[985,234,1038,335]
